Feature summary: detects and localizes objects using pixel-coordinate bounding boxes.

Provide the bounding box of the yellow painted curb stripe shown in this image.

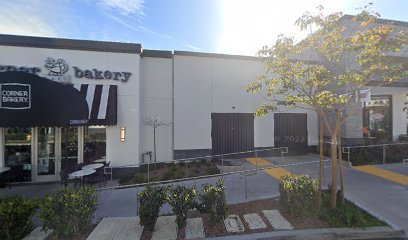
[353,165,408,186]
[244,157,293,180]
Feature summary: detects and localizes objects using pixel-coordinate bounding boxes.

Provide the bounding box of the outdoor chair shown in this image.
[104,161,112,183]
[85,167,105,187]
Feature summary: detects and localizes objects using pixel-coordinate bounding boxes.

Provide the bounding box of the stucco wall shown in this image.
[140,56,173,162]
[174,54,319,152]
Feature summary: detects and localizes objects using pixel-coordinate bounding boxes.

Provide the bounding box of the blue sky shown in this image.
[0,0,407,56]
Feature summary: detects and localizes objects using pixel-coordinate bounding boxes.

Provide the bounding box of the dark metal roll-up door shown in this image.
[274,113,308,154]
[211,113,254,155]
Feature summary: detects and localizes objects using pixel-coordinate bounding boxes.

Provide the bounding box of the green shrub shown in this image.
[132,172,147,183]
[319,192,385,227]
[205,165,219,175]
[0,195,39,240]
[197,179,228,224]
[279,174,319,217]
[138,185,167,231]
[39,186,97,239]
[166,185,197,228]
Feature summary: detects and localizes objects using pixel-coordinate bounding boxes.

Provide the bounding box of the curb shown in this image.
[205,226,406,240]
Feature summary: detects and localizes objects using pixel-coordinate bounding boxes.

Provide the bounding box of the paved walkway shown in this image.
[244,157,293,180]
[87,209,294,239]
[257,154,408,234]
[353,165,408,185]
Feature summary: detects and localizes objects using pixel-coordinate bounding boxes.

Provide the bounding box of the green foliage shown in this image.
[39,186,97,240]
[319,191,385,227]
[205,165,220,175]
[166,185,197,228]
[0,195,39,240]
[279,175,319,217]
[197,179,228,224]
[138,185,167,231]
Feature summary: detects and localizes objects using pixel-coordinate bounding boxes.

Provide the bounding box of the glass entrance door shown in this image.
[36,127,58,181]
[4,127,32,182]
[61,127,79,173]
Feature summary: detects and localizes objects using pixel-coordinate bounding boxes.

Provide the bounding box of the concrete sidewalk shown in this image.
[261,154,408,234]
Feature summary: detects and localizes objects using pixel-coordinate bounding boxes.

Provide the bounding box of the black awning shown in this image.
[0,72,117,127]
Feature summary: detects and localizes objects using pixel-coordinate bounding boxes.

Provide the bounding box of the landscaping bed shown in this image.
[119,160,220,185]
[138,196,385,239]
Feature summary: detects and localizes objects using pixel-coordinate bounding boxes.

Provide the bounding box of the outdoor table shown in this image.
[82,163,104,170]
[93,158,106,163]
[68,169,96,187]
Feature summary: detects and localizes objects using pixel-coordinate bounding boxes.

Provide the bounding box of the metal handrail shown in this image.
[96,158,327,191]
[342,141,408,150]
[342,141,408,166]
[113,147,289,169]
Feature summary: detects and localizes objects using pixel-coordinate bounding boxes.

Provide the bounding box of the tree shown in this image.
[143,114,172,163]
[248,4,408,208]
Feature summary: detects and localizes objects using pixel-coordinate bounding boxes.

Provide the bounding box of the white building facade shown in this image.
[0,30,406,183]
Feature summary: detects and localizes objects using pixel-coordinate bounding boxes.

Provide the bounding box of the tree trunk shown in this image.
[318,118,324,209]
[330,134,338,208]
[337,136,345,203]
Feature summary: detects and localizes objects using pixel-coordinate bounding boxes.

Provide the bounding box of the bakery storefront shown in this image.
[0,36,142,182]
[0,71,117,182]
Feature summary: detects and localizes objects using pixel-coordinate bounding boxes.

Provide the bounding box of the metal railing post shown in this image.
[255,150,258,172]
[147,162,150,183]
[383,145,386,164]
[244,168,248,200]
[221,154,224,174]
[136,185,139,216]
[185,161,188,178]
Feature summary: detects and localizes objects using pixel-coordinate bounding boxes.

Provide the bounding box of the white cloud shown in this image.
[0,1,57,37]
[216,0,354,56]
[98,0,145,16]
[108,15,171,39]
[183,43,201,51]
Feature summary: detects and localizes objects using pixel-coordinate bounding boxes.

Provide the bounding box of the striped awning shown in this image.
[73,84,117,126]
[0,72,117,127]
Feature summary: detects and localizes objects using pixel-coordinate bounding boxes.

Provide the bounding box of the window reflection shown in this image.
[84,126,106,163]
[38,127,55,175]
[363,96,392,143]
[4,127,32,181]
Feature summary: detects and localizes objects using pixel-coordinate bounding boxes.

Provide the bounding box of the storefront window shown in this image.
[4,127,32,181]
[61,127,78,172]
[37,128,56,175]
[363,96,392,143]
[84,126,106,163]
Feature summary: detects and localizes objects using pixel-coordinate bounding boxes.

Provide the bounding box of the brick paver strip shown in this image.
[87,217,126,240]
[224,214,245,233]
[243,213,267,230]
[115,217,144,240]
[23,227,52,240]
[185,218,205,239]
[262,210,293,230]
[152,215,178,240]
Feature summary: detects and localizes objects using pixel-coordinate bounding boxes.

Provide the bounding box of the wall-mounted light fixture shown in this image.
[120,127,126,142]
